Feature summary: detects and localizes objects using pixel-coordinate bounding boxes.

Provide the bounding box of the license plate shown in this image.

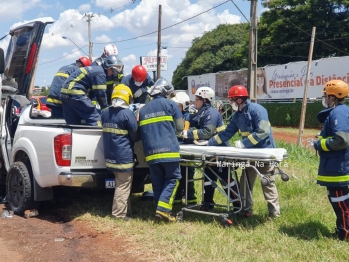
[105,179,115,188]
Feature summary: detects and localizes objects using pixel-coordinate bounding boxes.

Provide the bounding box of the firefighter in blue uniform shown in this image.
[201,85,280,218]
[47,56,91,118]
[182,87,239,212]
[121,65,154,104]
[138,78,184,222]
[171,91,197,204]
[60,56,117,126]
[101,84,140,221]
[313,79,349,241]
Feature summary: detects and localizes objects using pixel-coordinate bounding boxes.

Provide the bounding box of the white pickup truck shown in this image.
[0,17,150,214]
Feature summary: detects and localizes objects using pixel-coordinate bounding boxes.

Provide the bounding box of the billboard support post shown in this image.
[298,27,316,146]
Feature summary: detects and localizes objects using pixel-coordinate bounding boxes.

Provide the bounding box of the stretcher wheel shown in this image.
[261,177,269,186]
[221,218,233,227]
[176,211,183,223]
[281,174,289,182]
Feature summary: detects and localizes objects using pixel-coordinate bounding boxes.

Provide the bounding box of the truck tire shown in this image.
[6,161,39,215]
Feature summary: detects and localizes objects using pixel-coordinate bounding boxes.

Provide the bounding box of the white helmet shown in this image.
[102,44,118,57]
[172,91,190,111]
[195,87,215,102]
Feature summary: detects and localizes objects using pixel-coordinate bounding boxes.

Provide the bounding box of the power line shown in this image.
[94,0,230,44]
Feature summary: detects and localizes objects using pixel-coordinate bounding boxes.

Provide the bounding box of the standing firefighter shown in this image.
[47,56,91,118]
[138,78,184,222]
[313,79,349,241]
[172,91,197,204]
[200,85,280,218]
[101,84,140,221]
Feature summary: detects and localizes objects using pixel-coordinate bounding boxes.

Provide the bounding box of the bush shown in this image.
[262,101,324,128]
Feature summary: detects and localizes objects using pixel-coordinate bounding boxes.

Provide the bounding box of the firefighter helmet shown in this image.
[228,85,249,99]
[131,65,147,83]
[148,77,174,97]
[102,44,118,57]
[172,91,190,111]
[195,87,215,102]
[111,84,133,105]
[323,80,349,99]
[76,56,91,67]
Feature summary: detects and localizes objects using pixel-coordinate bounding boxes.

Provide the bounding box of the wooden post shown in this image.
[297,27,316,146]
[156,5,162,80]
[247,0,257,102]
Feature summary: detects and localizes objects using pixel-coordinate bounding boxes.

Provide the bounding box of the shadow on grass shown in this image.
[279,221,332,240]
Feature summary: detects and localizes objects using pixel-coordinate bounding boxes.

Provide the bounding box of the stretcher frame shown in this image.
[176,146,289,226]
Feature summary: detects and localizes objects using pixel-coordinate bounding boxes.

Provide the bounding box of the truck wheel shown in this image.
[6,162,38,215]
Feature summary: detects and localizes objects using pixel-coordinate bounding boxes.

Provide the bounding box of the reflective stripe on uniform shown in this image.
[247,134,258,145]
[103,127,128,135]
[47,98,62,104]
[318,175,349,183]
[61,88,86,95]
[106,80,114,85]
[139,116,173,126]
[240,131,250,137]
[213,134,222,145]
[146,152,180,162]
[55,72,69,78]
[92,84,107,90]
[158,180,179,210]
[106,162,134,169]
[68,68,88,90]
[215,125,226,133]
[193,130,199,140]
[330,193,349,203]
[320,139,330,151]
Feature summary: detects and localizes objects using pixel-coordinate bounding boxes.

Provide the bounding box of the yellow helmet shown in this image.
[111,84,133,105]
[323,80,349,99]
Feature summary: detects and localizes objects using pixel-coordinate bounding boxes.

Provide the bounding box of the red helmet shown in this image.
[77,56,91,67]
[131,65,147,82]
[228,85,249,99]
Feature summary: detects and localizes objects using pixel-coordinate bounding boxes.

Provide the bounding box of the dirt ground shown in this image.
[0,131,307,262]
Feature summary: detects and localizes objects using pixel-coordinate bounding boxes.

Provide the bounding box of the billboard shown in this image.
[262,56,349,99]
[140,56,167,71]
[187,73,216,101]
[215,69,248,99]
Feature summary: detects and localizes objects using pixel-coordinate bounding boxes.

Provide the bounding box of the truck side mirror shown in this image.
[30,100,38,107]
[0,48,4,75]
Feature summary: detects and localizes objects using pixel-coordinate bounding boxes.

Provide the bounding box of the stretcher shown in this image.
[176,145,289,226]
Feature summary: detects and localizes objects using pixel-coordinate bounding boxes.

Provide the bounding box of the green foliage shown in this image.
[40,89,49,96]
[172,23,249,89]
[257,0,349,66]
[263,101,324,128]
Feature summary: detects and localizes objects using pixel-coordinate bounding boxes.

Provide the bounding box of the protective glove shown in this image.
[234,140,245,148]
[182,130,188,139]
[194,140,208,146]
[134,88,143,98]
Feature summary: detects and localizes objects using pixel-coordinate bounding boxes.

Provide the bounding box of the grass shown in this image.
[61,130,349,262]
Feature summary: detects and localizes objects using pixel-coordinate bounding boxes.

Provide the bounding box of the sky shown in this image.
[0,0,266,88]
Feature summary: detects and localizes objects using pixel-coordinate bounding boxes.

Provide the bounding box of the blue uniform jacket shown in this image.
[121,73,154,103]
[187,102,229,146]
[47,63,79,107]
[139,96,184,165]
[208,99,275,148]
[61,66,108,109]
[314,104,349,187]
[101,107,140,172]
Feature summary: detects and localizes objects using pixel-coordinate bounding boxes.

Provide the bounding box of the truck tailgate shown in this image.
[70,128,106,169]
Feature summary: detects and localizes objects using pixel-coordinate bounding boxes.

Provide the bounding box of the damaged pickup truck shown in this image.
[0,17,150,214]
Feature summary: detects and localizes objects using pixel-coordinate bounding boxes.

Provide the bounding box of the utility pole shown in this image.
[297,27,316,146]
[85,13,94,61]
[156,5,162,80]
[247,0,258,102]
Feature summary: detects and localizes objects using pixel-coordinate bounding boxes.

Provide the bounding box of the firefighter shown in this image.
[60,56,118,126]
[182,87,238,212]
[138,78,184,222]
[313,79,349,240]
[199,85,280,219]
[47,56,91,118]
[101,84,140,221]
[171,91,197,204]
[121,65,154,104]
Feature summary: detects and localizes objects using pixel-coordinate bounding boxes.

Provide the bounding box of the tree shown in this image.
[257,0,349,66]
[172,23,249,89]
